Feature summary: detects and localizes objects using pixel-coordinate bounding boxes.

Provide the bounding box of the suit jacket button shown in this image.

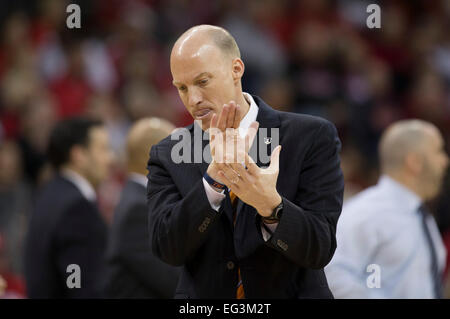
[226,261,235,270]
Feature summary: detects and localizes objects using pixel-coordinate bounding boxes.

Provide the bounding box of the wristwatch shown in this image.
[262,201,283,223]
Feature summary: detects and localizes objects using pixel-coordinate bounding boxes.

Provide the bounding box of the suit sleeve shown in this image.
[263,120,344,269]
[117,202,180,298]
[147,144,222,266]
[54,199,107,298]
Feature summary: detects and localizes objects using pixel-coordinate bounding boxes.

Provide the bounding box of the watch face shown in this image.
[274,204,283,219]
[276,209,283,219]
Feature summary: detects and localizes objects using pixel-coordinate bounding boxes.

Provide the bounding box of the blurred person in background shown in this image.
[17,93,58,187]
[24,117,112,298]
[326,119,449,298]
[105,117,180,298]
[0,140,30,298]
[85,93,131,224]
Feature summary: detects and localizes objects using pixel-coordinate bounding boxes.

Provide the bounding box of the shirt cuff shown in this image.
[261,222,278,241]
[203,177,226,212]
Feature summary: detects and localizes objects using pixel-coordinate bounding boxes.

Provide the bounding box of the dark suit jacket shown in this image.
[24,175,107,298]
[147,96,344,298]
[105,179,180,298]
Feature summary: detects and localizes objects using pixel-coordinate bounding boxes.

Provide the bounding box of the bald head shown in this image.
[379,119,448,200]
[379,119,440,173]
[127,117,175,175]
[171,25,240,61]
[169,25,248,131]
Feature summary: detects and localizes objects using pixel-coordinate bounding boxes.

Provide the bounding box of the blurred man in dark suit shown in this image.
[24,118,112,298]
[105,118,180,298]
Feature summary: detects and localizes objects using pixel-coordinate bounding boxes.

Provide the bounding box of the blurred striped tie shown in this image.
[229,190,245,299]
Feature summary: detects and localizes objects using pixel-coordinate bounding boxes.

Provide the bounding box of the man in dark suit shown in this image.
[105,118,180,298]
[24,118,112,298]
[147,25,344,298]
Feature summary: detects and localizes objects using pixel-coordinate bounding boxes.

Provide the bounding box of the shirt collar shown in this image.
[61,169,97,202]
[239,92,259,137]
[128,172,148,188]
[378,174,422,212]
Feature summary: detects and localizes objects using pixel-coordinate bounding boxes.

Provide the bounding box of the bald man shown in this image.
[147,25,344,298]
[326,120,449,298]
[105,118,180,298]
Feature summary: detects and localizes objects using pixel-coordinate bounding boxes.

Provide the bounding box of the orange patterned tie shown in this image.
[229,190,245,299]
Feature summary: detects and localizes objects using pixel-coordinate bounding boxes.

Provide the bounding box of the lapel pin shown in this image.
[264,137,272,145]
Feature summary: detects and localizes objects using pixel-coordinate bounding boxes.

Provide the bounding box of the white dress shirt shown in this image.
[202,93,277,241]
[61,168,97,202]
[325,175,446,298]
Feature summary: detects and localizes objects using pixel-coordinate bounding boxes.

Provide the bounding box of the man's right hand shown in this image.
[207,101,241,186]
[207,101,258,191]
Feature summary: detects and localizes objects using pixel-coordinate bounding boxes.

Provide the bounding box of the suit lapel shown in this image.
[251,95,281,167]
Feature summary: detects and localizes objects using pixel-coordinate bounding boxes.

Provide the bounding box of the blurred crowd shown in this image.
[0,0,449,298]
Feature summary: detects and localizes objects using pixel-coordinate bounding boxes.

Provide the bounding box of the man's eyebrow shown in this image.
[193,72,211,80]
[172,72,211,86]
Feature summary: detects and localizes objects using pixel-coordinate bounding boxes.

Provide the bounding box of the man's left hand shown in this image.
[218,144,282,217]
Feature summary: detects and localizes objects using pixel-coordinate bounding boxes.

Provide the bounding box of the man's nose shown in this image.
[188,88,203,107]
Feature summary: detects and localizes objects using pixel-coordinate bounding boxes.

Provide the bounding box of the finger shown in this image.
[245,121,259,153]
[209,114,218,144]
[210,113,217,129]
[209,126,221,141]
[226,101,236,128]
[214,140,225,163]
[218,171,232,189]
[268,145,282,172]
[219,170,241,190]
[228,162,249,179]
[233,104,241,129]
[217,104,229,131]
[209,126,221,156]
[223,127,236,164]
[222,164,240,178]
[244,152,258,175]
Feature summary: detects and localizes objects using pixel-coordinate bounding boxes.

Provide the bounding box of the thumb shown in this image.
[268,145,282,171]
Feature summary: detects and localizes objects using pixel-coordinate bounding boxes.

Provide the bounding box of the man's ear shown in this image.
[405,152,423,175]
[231,58,245,82]
[70,145,86,168]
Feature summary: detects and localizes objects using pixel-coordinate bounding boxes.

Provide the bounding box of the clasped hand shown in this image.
[206,101,282,217]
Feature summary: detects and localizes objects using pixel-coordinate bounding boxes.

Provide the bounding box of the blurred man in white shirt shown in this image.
[326,119,449,298]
